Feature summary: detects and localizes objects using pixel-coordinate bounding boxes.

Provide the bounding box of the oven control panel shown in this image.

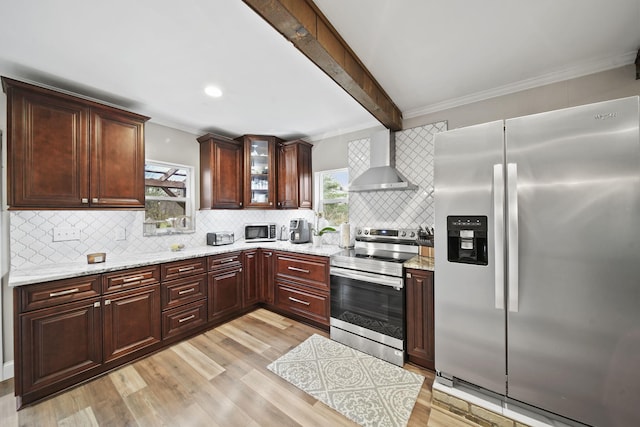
[355,227,418,243]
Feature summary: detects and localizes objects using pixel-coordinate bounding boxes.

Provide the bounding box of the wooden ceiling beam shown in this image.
[242,0,403,130]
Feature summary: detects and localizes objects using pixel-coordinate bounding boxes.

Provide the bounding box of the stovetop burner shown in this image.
[330,226,419,277]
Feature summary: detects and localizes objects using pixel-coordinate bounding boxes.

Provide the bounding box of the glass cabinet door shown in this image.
[239,135,278,208]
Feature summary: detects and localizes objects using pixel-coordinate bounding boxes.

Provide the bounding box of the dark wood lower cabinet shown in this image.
[405,268,435,370]
[102,285,161,363]
[242,250,259,307]
[14,250,334,408]
[18,297,102,393]
[208,268,243,322]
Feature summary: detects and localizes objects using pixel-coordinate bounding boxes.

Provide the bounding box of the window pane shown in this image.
[323,171,348,200]
[145,200,186,221]
[324,202,349,225]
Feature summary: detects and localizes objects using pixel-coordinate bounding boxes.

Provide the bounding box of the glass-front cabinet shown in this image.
[236,135,280,208]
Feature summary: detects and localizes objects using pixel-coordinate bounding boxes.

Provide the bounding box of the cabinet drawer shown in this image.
[275,252,329,291]
[162,299,207,340]
[103,265,160,293]
[161,258,207,281]
[161,274,207,310]
[208,252,242,272]
[20,275,101,312]
[275,282,329,326]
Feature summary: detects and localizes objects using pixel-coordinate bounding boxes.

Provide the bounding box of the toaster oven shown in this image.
[206,231,234,246]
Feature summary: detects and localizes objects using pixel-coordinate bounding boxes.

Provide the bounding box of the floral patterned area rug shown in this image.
[267,334,424,427]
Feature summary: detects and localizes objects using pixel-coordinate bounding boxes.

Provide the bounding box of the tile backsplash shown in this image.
[10,209,315,269]
[348,121,447,229]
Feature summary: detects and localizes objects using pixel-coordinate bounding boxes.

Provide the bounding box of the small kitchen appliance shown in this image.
[244,223,277,242]
[289,218,310,243]
[330,227,418,366]
[206,231,234,246]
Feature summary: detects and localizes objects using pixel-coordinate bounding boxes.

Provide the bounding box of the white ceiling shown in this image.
[0,0,638,141]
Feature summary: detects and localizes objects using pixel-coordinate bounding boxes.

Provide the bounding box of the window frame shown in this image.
[314,167,349,226]
[144,159,195,236]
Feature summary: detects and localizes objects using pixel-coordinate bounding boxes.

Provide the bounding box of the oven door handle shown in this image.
[330,267,403,289]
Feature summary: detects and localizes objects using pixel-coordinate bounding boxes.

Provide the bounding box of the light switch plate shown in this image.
[53,227,81,242]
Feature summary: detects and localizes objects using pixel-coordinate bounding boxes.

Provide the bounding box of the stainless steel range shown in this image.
[330,227,418,366]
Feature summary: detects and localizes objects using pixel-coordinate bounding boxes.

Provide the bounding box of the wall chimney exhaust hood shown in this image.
[348,129,416,192]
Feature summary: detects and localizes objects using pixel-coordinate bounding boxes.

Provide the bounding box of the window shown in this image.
[144,160,195,236]
[315,168,349,225]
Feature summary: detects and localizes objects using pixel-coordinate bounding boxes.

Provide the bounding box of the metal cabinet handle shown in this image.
[178,314,196,323]
[123,275,145,283]
[178,288,195,295]
[81,198,89,204]
[105,299,111,305]
[288,266,310,274]
[92,198,99,203]
[49,288,79,297]
[93,302,100,308]
[288,297,310,306]
[220,258,236,264]
[178,266,195,272]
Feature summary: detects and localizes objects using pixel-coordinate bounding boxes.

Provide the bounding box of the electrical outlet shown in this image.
[115,227,127,241]
[53,227,81,242]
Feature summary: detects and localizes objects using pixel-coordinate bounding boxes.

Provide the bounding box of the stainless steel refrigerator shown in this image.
[433,96,640,427]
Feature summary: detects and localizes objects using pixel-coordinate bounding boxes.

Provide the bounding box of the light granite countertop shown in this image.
[8,241,343,287]
[10,242,436,287]
[404,255,435,272]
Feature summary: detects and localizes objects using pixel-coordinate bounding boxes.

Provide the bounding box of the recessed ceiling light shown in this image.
[204,85,223,98]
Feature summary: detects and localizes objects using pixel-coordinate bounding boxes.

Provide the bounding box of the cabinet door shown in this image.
[19,298,102,393]
[103,285,161,363]
[406,269,435,370]
[243,250,260,307]
[277,140,313,209]
[198,135,243,209]
[259,249,275,304]
[208,269,243,322]
[6,86,90,208]
[240,135,278,209]
[90,108,146,208]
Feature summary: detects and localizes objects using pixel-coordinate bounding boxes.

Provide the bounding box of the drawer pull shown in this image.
[93,302,100,308]
[178,314,196,323]
[288,296,310,306]
[219,258,236,264]
[49,288,79,297]
[178,266,195,272]
[122,275,146,283]
[288,266,310,274]
[105,299,111,305]
[178,288,195,295]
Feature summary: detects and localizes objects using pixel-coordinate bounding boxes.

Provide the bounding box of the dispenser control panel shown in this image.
[447,215,488,265]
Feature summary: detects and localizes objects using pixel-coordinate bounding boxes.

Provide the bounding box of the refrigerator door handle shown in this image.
[507,162,519,312]
[493,164,505,310]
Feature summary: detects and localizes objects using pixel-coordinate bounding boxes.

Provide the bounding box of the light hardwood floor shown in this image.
[0,308,467,426]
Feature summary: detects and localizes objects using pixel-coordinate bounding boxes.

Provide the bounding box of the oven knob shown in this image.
[364,230,369,235]
[401,231,406,237]
[410,231,415,237]
[357,229,362,235]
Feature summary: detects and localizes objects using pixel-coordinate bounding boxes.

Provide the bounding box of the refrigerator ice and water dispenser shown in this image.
[447,216,488,265]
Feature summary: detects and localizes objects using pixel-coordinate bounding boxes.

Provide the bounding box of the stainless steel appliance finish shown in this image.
[330,227,418,366]
[206,231,234,246]
[348,129,417,192]
[434,96,640,427]
[289,218,311,243]
[244,223,277,242]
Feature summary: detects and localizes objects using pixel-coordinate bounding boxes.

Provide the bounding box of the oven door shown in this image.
[330,266,405,350]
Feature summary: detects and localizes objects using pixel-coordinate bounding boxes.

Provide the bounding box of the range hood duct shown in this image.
[348,129,416,192]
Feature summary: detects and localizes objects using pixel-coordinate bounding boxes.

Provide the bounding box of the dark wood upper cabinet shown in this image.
[2,77,149,209]
[277,139,313,209]
[236,134,280,209]
[198,133,243,209]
